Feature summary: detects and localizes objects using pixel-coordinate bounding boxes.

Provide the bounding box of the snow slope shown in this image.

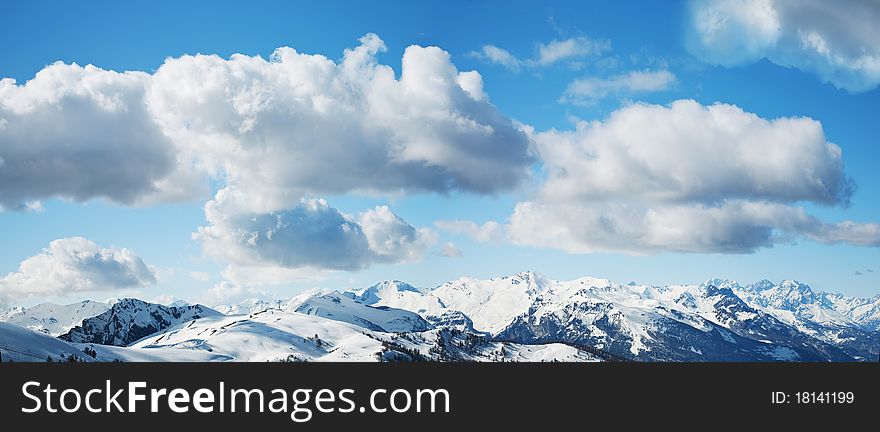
[130,309,389,362]
[0,322,92,362]
[213,289,331,315]
[0,300,111,336]
[295,291,430,332]
[127,309,601,362]
[74,342,231,362]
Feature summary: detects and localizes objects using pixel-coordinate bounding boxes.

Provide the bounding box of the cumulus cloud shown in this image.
[0,63,205,210]
[148,33,533,209]
[0,237,157,300]
[686,0,880,92]
[535,99,853,206]
[194,191,435,272]
[2,34,534,278]
[561,69,676,105]
[469,36,610,71]
[1,35,530,212]
[508,200,880,254]
[157,34,518,274]
[500,99,877,254]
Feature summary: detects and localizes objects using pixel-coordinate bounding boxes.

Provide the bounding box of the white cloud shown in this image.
[167,34,509,276]
[0,237,157,300]
[561,69,676,105]
[534,99,853,206]
[469,36,610,71]
[1,34,534,282]
[435,220,506,244]
[508,200,880,254]
[148,33,533,210]
[536,37,611,66]
[439,242,463,258]
[194,191,435,272]
[202,281,268,305]
[0,63,206,210]
[686,0,880,92]
[150,294,181,306]
[359,206,437,263]
[23,201,44,213]
[467,45,523,71]
[498,99,876,254]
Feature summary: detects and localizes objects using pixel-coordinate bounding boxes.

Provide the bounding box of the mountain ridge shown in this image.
[1,273,877,362]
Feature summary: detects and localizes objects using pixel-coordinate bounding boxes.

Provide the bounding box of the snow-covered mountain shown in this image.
[346,280,432,306]
[734,279,880,330]
[1,272,876,362]
[213,298,287,315]
[59,299,222,346]
[350,274,547,333]
[352,272,876,361]
[295,292,431,332]
[213,289,330,315]
[0,300,111,336]
[0,322,93,362]
[0,296,602,362]
[726,279,880,361]
[129,309,601,362]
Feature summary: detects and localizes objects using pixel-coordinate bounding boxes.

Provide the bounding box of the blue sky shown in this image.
[1,0,878,306]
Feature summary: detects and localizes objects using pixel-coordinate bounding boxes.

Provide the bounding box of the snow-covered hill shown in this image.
[59,299,222,346]
[0,300,111,336]
[295,292,430,332]
[129,309,600,362]
[0,322,92,362]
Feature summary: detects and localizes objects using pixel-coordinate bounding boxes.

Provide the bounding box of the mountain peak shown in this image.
[746,279,816,311]
[60,299,221,346]
[779,279,811,291]
[373,280,422,292]
[746,279,776,292]
[703,284,739,299]
[497,270,552,288]
[346,280,426,305]
[701,278,741,290]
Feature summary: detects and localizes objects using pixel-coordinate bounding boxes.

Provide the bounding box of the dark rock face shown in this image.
[60,299,221,346]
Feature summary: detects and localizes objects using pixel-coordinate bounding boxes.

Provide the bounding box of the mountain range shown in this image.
[0,272,877,362]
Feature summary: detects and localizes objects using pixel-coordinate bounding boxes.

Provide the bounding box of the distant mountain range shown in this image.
[0,272,877,362]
